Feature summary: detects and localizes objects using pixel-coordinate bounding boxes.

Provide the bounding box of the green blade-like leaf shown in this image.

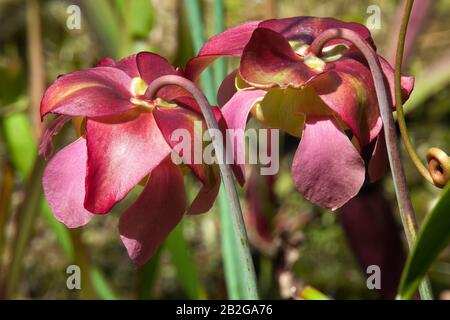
[1,111,36,177]
[165,223,206,299]
[91,268,118,300]
[398,183,450,300]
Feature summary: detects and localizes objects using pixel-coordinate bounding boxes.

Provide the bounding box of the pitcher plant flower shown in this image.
[40,52,225,266]
[187,16,414,209]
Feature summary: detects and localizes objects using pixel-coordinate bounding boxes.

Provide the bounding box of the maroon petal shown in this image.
[222,89,267,178]
[260,16,374,47]
[41,67,134,118]
[185,20,261,81]
[152,105,208,184]
[240,28,320,89]
[311,58,382,146]
[43,138,93,228]
[84,111,171,214]
[292,116,365,209]
[119,157,187,267]
[339,183,406,299]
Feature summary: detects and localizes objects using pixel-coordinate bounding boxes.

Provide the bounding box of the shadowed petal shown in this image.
[339,183,406,299]
[222,89,267,178]
[84,111,171,214]
[39,115,71,160]
[217,69,238,107]
[240,28,320,89]
[292,116,365,210]
[40,67,134,118]
[43,138,93,228]
[185,20,261,81]
[119,157,186,267]
[368,131,388,182]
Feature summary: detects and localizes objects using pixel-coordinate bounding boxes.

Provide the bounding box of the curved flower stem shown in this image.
[395,0,449,189]
[145,75,259,300]
[310,28,433,299]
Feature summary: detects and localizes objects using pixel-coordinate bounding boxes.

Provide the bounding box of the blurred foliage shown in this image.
[0,0,449,300]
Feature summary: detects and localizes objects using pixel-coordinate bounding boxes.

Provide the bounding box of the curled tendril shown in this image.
[426,148,450,188]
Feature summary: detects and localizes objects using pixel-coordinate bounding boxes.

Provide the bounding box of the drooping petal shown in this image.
[222,89,267,178]
[292,116,365,210]
[187,165,221,215]
[119,157,187,267]
[311,57,382,146]
[39,115,71,160]
[185,20,261,81]
[240,28,320,89]
[40,67,134,118]
[84,111,171,214]
[43,138,93,228]
[368,131,388,182]
[217,69,238,107]
[259,16,374,48]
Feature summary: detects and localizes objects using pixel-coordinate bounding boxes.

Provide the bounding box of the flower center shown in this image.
[130,77,154,110]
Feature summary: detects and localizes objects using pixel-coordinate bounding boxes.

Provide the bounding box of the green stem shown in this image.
[394,0,449,190]
[184,0,255,299]
[145,75,259,299]
[394,0,434,300]
[310,27,432,300]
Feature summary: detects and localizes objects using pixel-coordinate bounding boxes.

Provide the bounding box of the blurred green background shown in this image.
[0,0,449,299]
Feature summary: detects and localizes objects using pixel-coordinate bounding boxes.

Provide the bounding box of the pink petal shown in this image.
[292,116,365,210]
[240,28,320,89]
[40,67,134,118]
[222,89,267,178]
[84,111,171,214]
[217,69,238,107]
[43,138,93,228]
[119,157,187,267]
[185,20,261,81]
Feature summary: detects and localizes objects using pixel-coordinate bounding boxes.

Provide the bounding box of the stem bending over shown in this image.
[309,28,433,299]
[145,75,259,299]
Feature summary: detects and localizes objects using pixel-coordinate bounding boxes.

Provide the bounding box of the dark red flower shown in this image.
[187,17,414,209]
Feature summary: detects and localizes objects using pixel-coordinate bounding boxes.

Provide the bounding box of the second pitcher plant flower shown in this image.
[187,17,414,209]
